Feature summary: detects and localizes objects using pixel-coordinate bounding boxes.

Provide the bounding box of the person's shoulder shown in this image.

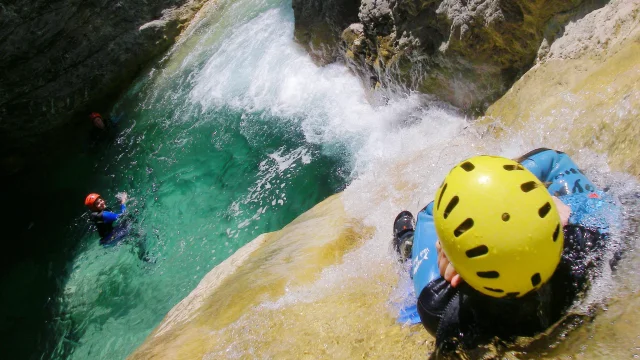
[418,202,435,215]
[106,117,120,127]
[514,148,556,163]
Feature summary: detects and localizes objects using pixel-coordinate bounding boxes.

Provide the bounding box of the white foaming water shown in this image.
[187,3,459,177]
[229,145,310,234]
[183,0,477,255]
[167,0,474,315]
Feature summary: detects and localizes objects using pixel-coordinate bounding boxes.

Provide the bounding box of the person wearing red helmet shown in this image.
[87,112,119,150]
[89,112,107,130]
[84,192,128,243]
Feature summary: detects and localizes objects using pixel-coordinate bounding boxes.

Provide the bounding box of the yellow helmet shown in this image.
[434,155,564,298]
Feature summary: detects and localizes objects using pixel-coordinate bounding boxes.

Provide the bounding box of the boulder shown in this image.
[292,0,623,113]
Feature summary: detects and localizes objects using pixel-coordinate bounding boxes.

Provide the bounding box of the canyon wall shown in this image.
[294,0,614,112]
[0,0,207,152]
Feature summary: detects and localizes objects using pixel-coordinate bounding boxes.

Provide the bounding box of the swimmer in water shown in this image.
[84,192,128,245]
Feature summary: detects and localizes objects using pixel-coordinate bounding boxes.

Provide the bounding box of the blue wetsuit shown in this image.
[90,204,127,244]
[407,148,618,350]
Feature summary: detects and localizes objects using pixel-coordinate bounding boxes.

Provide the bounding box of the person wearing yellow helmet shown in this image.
[393,148,619,353]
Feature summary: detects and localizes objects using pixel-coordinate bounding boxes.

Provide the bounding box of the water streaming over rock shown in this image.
[8,0,638,359]
[38,0,459,358]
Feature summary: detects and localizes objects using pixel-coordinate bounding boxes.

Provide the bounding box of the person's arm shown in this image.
[518,148,598,196]
[101,211,119,224]
[115,192,127,214]
[412,202,459,336]
[102,194,128,224]
[516,148,556,181]
[110,113,125,124]
[416,277,458,337]
[436,240,462,287]
[412,203,442,291]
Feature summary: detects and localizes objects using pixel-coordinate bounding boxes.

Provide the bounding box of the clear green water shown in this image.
[43,1,355,358]
[49,110,345,359]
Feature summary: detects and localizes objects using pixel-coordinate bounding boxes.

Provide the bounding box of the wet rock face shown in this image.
[296,0,591,112]
[292,0,361,65]
[355,0,588,111]
[0,0,204,150]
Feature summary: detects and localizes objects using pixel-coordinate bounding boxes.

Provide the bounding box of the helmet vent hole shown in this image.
[437,183,448,210]
[538,202,551,218]
[502,213,510,221]
[531,273,541,286]
[553,224,560,242]
[460,162,475,171]
[477,271,500,278]
[454,218,474,237]
[484,287,504,293]
[520,181,538,192]
[503,164,524,171]
[466,245,489,258]
[443,195,459,219]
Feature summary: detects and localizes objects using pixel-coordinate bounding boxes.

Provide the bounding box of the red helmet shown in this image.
[85,193,101,210]
[89,112,102,120]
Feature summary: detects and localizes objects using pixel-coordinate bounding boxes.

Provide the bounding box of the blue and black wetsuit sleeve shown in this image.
[519,148,617,232]
[518,149,613,314]
[517,148,598,196]
[411,202,458,337]
[102,204,126,224]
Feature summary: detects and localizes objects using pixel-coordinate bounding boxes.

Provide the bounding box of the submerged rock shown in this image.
[0,0,206,151]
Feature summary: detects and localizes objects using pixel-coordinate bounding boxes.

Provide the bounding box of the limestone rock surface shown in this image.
[293,0,621,112]
[355,0,605,111]
[483,0,640,176]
